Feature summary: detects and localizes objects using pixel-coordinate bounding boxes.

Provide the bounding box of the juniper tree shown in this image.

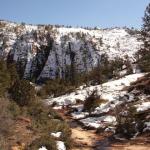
[0,59,11,96]
[10,80,36,106]
[137,3,150,72]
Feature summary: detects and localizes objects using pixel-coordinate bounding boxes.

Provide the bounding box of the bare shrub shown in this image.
[83,89,107,114]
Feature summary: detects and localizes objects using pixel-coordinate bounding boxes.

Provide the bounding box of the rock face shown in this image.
[0,20,142,80]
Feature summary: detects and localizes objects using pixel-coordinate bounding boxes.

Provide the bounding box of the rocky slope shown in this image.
[0,20,142,80]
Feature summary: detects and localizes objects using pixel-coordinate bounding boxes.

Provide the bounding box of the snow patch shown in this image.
[80,116,116,129]
[143,122,150,132]
[47,73,145,107]
[136,102,150,112]
[51,132,62,138]
[56,141,66,150]
[38,146,47,150]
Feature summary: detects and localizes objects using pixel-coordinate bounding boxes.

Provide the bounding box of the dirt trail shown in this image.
[58,110,111,150]
[58,109,150,150]
[71,125,98,150]
[71,122,150,150]
[70,121,113,150]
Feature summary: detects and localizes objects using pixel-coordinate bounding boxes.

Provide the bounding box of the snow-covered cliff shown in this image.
[0,20,142,80]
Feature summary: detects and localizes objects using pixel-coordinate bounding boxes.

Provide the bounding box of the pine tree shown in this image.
[10,80,36,106]
[0,59,11,97]
[7,63,19,86]
[137,3,150,72]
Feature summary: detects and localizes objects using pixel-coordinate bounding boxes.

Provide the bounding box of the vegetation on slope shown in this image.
[0,59,72,150]
[137,3,150,72]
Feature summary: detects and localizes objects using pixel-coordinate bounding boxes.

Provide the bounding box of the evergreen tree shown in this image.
[10,80,36,106]
[0,59,11,97]
[69,42,76,85]
[137,3,150,72]
[7,63,19,86]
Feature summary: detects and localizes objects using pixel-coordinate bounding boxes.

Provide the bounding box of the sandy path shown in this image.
[111,145,150,150]
[71,125,150,150]
[71,126,99,150]
[58,110,100,149]
[57,110,150,150]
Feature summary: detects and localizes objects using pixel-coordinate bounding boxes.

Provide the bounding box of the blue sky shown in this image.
[0,0,149,28]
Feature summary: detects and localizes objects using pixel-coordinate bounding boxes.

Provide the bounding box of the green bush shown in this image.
[136,3,150,72]
[41,79,75,97]
[28,101,72,149]
[137,49,150,72]
[59,123,72,149]
[10,80,36,106]
[29,135,57,150]
[8,101,21,118]
[0,59,11,97]
[7,62,19,85]
[115,104,145,139]
[28,102,52,131]
[87,55,124,85]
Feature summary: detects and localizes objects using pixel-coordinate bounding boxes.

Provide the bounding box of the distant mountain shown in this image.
[0,20,142,81]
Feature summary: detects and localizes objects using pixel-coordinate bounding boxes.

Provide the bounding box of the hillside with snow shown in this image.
[0,20,142,80]
[47,73,150,136]
[46,73,145,106]
[0,20,149,149]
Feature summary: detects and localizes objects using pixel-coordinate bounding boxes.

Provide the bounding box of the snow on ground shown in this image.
[70,105,89,119]
[71,104,84,112]
[71,112,89,119]
[51,132,62,138]
[46,73,148,130]
[53,106,63,110]
[56,141,66,150]
[39,146,47,150]
[46,73,146,129]
[136,102,150,112]
[46,73,145,106]
[38,141,66,150]
[80,116,116,129]
[38,139,66,150]
[143,122,150,132]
